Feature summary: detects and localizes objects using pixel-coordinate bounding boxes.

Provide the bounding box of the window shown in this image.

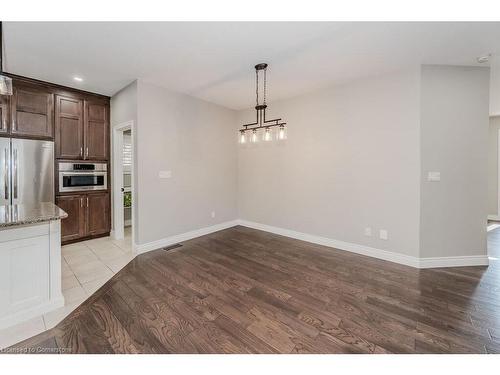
[123,134,132,172]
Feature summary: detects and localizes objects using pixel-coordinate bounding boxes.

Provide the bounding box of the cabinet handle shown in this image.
[80,197,83,207]
[86,197,89,207]
[3,148,8,199]
[80,147,83,157]
[86,147,89,158]
[12,117,16,131]
[13,149,18,199]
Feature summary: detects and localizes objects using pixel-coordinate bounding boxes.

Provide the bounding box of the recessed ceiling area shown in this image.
[3,21,500,109]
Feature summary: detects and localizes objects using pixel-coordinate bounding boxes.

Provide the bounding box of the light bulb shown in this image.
[239,131,246,144]
[278,125,287,140]
[263,128,272,141]
[251,129,258,143]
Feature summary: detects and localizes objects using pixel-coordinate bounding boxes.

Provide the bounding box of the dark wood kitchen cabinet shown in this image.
[57,192,110,243]
[56,195,86,242]
[10,83,54,139]
[55,95,84,159]
[3,73,111,245]
[55,96,108,161]
[86,192,110,236]
[84,101,108,160]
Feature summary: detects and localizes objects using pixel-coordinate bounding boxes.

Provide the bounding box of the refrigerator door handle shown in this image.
[13,148,18,199]
[3,148,8,200]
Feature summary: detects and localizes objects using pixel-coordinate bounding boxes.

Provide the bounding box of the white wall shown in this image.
[110,81,138,239]
[237,69,422,257]
[112,64,489,265]
[111,81,138,127]
[419,65,489,258]
[237,65,490,262]
[134,81,238,245]
[490,60,500,116]
[488,59,500,216]
[488,116,500,216]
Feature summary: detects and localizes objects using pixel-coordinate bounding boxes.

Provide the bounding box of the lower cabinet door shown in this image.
[86,192,110,236]
[0,235,50,318]
[56,195,85,242]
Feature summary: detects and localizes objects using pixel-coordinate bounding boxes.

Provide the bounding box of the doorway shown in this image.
[112,120,135,249]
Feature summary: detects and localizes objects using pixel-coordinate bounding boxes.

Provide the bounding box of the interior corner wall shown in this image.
[110,81,138,240]
[488,116,500,216]
[419,65,490,258]
[134,81,238,245]
[236,69,422,258]
[490,61,500,116]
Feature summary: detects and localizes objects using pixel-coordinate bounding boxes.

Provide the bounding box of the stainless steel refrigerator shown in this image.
[0,138,54,206]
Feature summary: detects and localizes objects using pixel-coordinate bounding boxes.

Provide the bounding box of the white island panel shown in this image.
[0,203,66,330]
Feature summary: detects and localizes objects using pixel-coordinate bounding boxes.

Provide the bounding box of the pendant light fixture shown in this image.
[239,63,286,143]
[0,22,13,96]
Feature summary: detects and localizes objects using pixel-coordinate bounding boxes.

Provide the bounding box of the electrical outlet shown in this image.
[364,227,372,237]
[159,170,172,179]
[211,211,216,218]
[379,229,388,240]
[427,171,441,182]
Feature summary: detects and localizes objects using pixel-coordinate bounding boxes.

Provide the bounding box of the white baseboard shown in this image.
[135,220,239,254]
[418,255,489,268]
[236,219,489,269]
[237,219,420,268]
[132,218,489,269]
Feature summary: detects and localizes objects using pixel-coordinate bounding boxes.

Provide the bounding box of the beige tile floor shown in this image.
[0,227,134,350]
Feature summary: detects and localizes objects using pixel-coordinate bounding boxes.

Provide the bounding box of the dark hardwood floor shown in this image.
[8,225,500,353]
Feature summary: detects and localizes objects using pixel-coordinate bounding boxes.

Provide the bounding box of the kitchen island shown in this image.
[0,202,67,330]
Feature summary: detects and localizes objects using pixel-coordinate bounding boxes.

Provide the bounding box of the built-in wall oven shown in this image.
[58,162,107,193]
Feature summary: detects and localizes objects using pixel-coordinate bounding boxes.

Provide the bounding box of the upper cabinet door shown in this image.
[10,83,54,139]
[84,101,108,161]
[0,95,9,135]
[55,95,84,160]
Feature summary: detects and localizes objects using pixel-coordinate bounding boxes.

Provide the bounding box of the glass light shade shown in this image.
[263,128,272,141]
[278,125,287,140]
[0,75,13,95]
[239,131,246,144]
[250,129,258,143]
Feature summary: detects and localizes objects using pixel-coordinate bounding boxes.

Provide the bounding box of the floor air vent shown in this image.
[162,243,183,252]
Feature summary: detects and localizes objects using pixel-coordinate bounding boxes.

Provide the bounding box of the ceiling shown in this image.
[3,22,500,110]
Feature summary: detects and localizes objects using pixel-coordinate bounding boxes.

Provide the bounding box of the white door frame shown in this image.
[112,120,135,247]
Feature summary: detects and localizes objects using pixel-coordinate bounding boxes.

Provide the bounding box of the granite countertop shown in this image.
[0,202,68,228]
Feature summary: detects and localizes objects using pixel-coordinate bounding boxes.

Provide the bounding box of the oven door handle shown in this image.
[60,172,107,176]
